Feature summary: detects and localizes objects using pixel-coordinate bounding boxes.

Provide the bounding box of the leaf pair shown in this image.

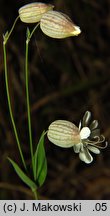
[8,131,47,193]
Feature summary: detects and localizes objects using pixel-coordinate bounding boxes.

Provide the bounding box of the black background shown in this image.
[0,0,110,199]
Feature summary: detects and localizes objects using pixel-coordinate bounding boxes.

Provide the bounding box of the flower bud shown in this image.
[40,10,81,38]
[47,120,81,147]
[19,3,54,23]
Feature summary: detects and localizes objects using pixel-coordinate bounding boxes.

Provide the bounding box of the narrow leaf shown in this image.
[34,131,47,186]
[8,158,37,190]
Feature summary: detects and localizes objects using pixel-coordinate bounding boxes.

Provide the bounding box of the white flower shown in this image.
[47,111,108,164]
[72,111,107,164]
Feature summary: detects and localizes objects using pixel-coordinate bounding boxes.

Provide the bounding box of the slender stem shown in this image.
[4,16,19,44]
[25,39,34,173]
[25,23,40,178]
[3,42,27,171]
[33,189,38,200]
[29,23,40,40]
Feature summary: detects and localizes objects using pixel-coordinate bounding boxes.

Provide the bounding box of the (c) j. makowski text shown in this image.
[19,202,82,212]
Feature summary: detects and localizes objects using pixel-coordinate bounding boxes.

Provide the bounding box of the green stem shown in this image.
[3,42,27,171]
[29,23,40,39]
[25,39,34,173]
[33,189,38,200]
[4,16,19,44]
[25,23,40,178]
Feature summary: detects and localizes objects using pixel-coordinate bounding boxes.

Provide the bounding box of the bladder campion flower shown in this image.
[47,111,108,164]
[40,10,81,38]
[19,2,54,23]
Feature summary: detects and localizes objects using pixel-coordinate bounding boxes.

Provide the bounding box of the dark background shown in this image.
[0,0,110,199]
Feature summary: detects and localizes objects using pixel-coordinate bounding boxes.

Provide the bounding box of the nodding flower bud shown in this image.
[40,10,81,39]
[19,2,54,23]
[47,120,81,148]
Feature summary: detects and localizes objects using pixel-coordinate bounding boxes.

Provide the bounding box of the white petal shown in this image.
[82,111,91,126]
[78,121,81,130]
[73,143,83,153]
[80,127,91,139]
[79,148,93,164]
[87,146,100,154]
[74,25,81,35]
[89,120,98,130]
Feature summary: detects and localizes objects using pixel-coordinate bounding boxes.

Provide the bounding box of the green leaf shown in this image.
[33,131,47,187]
[8,158,37,191]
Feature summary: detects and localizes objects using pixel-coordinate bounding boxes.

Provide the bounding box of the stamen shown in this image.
[84,135,107,149]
